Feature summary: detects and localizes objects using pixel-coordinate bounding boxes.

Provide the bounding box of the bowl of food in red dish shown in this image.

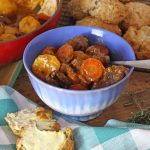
[23,26,135,121]
[0,0,62,66]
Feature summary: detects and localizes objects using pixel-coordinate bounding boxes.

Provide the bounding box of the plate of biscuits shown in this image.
[5,107,74,150]
[67,0,150,61]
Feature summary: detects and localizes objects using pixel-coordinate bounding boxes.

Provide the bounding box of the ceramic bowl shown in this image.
[23,26,135,121]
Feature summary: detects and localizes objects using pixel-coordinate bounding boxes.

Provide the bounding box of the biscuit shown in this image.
[122,2,150,29]
[123,26,150,59]
[76,16,121,35]
[68,0,88,20]
[5,108,60,136]
[80,0,127,24]
[16,124,74,150]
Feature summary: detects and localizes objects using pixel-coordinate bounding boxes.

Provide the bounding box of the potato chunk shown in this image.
[0,0,17,17]
[19,16,41,34]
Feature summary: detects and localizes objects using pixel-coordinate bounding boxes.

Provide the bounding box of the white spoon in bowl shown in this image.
[111,60,150,70]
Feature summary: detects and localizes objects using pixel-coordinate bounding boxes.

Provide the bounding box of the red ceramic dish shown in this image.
[0,0,62,66]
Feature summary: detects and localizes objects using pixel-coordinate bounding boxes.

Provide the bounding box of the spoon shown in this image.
[111,60,150,70]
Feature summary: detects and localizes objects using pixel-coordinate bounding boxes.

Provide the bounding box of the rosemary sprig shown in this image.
[125,91,150,125]
[128,107,150,125]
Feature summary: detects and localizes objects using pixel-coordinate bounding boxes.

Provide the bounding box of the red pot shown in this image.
[0,1,62,66]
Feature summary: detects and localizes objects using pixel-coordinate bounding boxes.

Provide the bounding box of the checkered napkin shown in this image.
[1,86,150,150]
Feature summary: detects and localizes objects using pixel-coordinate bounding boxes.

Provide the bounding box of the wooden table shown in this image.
[13,67,150,126]
[13,0,150,126]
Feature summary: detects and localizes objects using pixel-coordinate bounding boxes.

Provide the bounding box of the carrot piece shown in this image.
[56,44,74,63]
[80,58,104,82]
[70,84,87,90]
[37,13,49,21]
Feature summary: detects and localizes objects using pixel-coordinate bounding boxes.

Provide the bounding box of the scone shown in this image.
[5,107,60,136]
[122,2,150,30]
[68,0,88,20]
[16,124,74,150]
[76,16,122,35]
[80,0,127,24]
[123,26,150,59]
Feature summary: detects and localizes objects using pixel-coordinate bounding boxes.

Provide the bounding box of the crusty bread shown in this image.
[68,0,88,20]
[123,26,150,59]
[16,124,74,150]
[5,108,60,136]
[76,16,122,35]
[80,0,127,24]
[122,2,150,29]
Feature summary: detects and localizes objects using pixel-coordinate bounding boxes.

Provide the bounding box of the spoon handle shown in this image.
[112,60,150,70]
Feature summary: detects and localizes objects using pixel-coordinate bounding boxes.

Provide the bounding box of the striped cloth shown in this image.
[0,86,150,150]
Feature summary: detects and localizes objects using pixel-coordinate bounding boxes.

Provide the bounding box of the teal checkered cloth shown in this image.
[1,86,150,150]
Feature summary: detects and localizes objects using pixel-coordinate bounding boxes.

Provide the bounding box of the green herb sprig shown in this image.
[128,107,150,125]
[122,90,150,124]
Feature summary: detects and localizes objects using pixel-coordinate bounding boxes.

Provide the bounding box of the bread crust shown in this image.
[68,0,88,20]
[123,26,150,59]
[80,0,127,24]
[122,2,150,30]
[76,16,121,35]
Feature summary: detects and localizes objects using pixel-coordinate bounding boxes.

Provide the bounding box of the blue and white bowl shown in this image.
[23,26,135,121]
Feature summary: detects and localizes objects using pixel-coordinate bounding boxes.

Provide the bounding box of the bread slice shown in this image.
[16,124,74,150]
[5,108,60,136]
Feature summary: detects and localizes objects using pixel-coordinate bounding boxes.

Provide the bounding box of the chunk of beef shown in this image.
[92,65,129,89]
[86,44,110,65]
[67,35,89,51]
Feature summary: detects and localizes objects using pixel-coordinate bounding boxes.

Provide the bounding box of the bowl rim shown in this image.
[23,26,135,94]
[0,0,62,44]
